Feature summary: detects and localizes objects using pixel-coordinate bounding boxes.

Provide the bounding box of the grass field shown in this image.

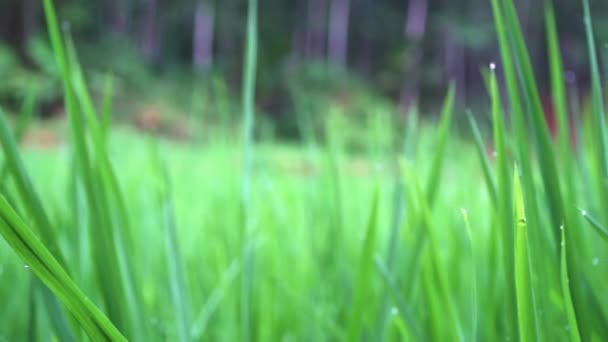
[1,0,608,341]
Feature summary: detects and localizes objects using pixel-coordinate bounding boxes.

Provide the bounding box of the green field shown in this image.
[1,0,608,341]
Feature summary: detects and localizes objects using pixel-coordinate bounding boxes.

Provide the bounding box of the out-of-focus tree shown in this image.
[1,0,608,121]
[193,0,215,72]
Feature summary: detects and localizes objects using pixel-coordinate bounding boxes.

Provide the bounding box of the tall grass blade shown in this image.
[560,225,582,342]
[345,188,379,341]
[426,83,455,205]
[582,0,608,205]
[513,166,536,341]
[579,209,608,243]
[461,208,478,341]
[240,0,258,339]
[156,160,192,342]
[502,0,564,236]
[374,255,417,340]
[403,161,464,341]
[0,195,126,341]
[0,106,76,341]
[466,110,497,206]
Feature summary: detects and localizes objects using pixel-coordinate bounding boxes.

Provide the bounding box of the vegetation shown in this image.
[1,0,608,341]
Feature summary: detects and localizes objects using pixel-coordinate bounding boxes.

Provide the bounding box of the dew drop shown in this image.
[490,62,497,70]
[390,307,399,316]
[24,265,29,269]
[581,210,588,216]
[592,257,599,266]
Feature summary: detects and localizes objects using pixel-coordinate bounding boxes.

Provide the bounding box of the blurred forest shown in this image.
[1,0,608,137]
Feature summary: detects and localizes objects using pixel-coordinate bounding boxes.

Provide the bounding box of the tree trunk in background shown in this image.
[216,0,237,73]
[327,0,350,66]
[110,0,130,35]
[305,0,328,59]
[442,30,466,107]
[399,0,428,114]
[141,0,161,61]
[22,0,39,41]
[193,0,215,72]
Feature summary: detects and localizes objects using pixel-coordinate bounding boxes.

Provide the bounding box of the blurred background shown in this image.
[1,0,608,141]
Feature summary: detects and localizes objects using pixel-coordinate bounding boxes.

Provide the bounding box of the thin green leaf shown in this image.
[513,166,537,341]
[560,225,582,342]
[0,195,126,341]
[345,187,379,341]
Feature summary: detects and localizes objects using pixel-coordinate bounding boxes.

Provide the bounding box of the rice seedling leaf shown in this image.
[560,225,582,342]
[345,187,379,341]
[0,195,126,341]
[513,166,537,342]
[466,111,497,206]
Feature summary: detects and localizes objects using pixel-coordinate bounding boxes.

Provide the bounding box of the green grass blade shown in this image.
[0,195,126,341]
[545,1,571,164]
[403,161,464,341]
[425,83,455,205]
[560,225,582,342]
[191,261,241,340]
[582,0,608,195]
[0,91,35,187]
[579,209,608,243]
[101,75,114,141]
[345,187,379,341]
[502,0,564,236]
[157,162,192,342]
[461,209,478,341]
[240,0,258,340]
[374,255,418,340]
[513,166,537,341]
[466,110,497,206]
[0,109,63,262]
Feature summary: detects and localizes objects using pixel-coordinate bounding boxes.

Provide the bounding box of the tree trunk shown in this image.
[327,0,350,66]
[141,0,161,61]
[110,0,130,35]
[305,0,328,59]
[399,0,429,114]
[193,0,215,72]
[22,0,39,41]
[441,21,466,108]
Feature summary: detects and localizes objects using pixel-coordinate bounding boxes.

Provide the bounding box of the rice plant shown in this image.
[0,0,607,341]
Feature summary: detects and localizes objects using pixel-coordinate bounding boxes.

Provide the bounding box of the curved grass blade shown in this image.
[0,110,63,261]
[403,161,464,341]
[240,0,258,339]
[560,225,582,342]
[466,110,497,206]
[345,187,379,341]
[191,261,241,340]
[579,209,608,243]
[374,255,419,340]
[461,209,478,341]
[154,157,193,342]
[0,92,36,187]
[502,0,564,236]
[0,195,126,341]
[513,166,537,341]
[0,107,76,342]
[426,83,455,205]
[582,0,608,205]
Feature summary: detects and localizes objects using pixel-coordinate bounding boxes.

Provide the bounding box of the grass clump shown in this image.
[0,0,608,341]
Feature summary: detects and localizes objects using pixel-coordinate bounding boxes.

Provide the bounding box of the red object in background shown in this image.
[542,96,577,147]
[542,96,558,136]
